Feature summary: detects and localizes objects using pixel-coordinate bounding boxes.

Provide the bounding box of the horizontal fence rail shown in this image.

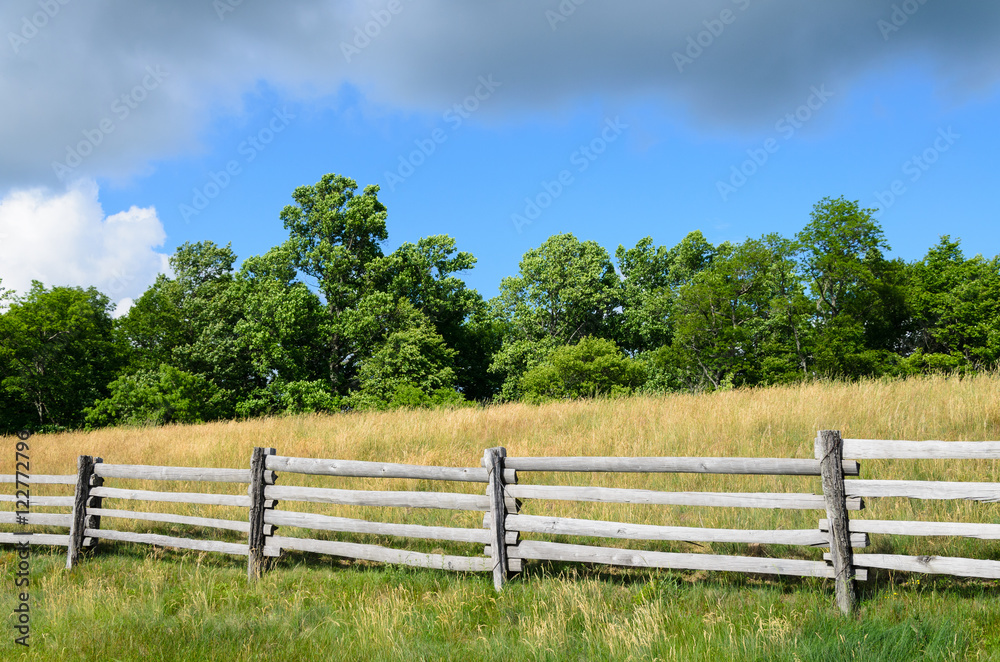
[504,484,862,510]
[0,474,77,485]
[501,456,860,476]
[93,464,252,483]
[267,455,515,483]
[488,513,868,548]
[5,431,1000,616]
[838,439,1000,459]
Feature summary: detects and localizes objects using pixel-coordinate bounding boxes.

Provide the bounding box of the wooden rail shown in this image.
[4,431,1000,616]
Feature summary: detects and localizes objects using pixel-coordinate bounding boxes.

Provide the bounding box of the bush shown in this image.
[235,380,340,418]
[85,364,226,428]
[520,336,647,403]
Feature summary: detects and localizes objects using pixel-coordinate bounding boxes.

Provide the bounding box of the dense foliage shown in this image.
[1,175,997,432]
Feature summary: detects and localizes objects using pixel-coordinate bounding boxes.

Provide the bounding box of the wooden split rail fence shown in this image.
[4,430,1000,614]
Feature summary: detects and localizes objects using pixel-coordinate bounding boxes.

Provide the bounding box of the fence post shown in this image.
[817,429,858,615]
[66,455,96,569]
[85,457,104,552]
[483,447,510,592]
[248,446,276,582]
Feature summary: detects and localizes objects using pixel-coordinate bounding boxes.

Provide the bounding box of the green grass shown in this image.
[3,545,998,660]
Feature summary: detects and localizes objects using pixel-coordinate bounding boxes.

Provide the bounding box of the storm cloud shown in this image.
[2,0,998,187]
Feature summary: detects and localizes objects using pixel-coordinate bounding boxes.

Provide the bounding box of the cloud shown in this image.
[0,180,169,315]
[2,1,999,186]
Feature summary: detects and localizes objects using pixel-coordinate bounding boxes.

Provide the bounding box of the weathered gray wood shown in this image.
[264,485,497,511]
[89,486,252,507]
[838,439,1000,460]
[266,535,492,572]
[502,457,859,476]
[264,510,490,544]
[0,512,72,526]
[89,528,249,556]
[248,447,275,581]
[86,458,104,551]
[266,456,516,483]
[511,540,865,578]
[498,513,867,547]
[94,464,251,483]
[821,519,1000,539]
[66,455,96,569]
[818,430,857,615]
[484,447,510,591]
[830,553,1000,579]
[844,479,1000,501]
[0,495,75,506]
[0,532,71,546]
[86,508,256,533]
[504,484,861,510]
[0,474,76,484]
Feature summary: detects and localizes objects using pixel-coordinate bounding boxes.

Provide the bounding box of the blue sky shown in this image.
[1,1,998,308]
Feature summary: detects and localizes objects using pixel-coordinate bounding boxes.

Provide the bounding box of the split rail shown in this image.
[4,430,1000,614]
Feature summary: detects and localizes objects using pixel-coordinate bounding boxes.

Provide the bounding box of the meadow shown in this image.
[3,373,1000,660]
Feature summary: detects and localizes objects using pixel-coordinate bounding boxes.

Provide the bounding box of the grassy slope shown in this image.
[3,374,1000,660]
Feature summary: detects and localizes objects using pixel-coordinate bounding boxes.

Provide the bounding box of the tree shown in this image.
[901,236,1000,372]
[0,283,121,431]
[616,231,717,354]
[366,235,494,399]
[278,173,389,394]
[796,196,905,378]
[490,233,620,399]
[117,241,251,416]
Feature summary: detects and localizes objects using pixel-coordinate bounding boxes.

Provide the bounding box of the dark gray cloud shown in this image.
[2,0,998,187]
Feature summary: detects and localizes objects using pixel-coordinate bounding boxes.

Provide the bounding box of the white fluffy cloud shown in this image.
[0,180,169,315]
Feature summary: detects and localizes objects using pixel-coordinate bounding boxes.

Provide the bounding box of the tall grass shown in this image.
[3,373,1000,660]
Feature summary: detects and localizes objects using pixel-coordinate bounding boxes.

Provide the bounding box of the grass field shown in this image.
[3,374,1000,660]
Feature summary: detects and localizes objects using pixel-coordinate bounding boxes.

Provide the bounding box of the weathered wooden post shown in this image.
[86,458,104,552]
[483,447,510,592]
[817,429,858,615]
[247,446,276,582]
[66,455,96,569]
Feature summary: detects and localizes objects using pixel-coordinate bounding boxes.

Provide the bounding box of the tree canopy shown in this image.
[2,185,997,434]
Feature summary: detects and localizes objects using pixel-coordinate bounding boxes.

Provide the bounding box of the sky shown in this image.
[1,0,998,314]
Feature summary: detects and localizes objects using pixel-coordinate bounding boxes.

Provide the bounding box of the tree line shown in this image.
[2,173,998,432]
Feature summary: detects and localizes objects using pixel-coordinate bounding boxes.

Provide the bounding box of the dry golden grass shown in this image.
[4,372,1000,557]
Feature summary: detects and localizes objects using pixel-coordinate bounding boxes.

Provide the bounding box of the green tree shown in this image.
[117,241,251,417]
[0,283,121,431]
[616,231,717,355]
[366,235,494,400]
[278,173,388,394]
[348,318,461,411]
[796,196,906,378]
[901,236,1000,372]
[490,233,620,399]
